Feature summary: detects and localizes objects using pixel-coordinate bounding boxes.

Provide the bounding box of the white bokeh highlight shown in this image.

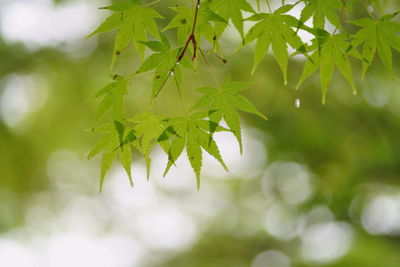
[0,74,48,128]
[252,250,291,267]
[301,222,353,264]
[0,0,101,56]
[262,162,314,205]
[362,193,400,236]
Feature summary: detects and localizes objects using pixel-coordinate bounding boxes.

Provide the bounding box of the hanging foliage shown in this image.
[87,0,400,191]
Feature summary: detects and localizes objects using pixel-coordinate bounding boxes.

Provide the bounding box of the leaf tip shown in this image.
[128,175,134,187]
[295,81,301,90]
[99,179,104,194]
[223,164,229,173]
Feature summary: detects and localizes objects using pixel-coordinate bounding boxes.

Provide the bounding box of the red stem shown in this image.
[155,0,201,97]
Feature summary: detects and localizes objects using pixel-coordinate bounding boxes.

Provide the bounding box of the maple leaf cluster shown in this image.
[87,0,400,191]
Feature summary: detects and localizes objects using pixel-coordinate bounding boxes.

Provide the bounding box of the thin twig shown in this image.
[154,0,202,98]
[198,47,220,87]
[126,70,158,80]
[191,0,201,36]
[154,71,172,97]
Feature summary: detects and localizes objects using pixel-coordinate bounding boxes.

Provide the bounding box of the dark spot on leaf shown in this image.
[116,50,121,56]
[156,75,161,79]
[298,45,306,53]
[181,19,187,24]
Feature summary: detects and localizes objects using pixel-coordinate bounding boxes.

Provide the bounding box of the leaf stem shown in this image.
[198,47,220,87]
[266,0,272,13]
[143,0,163,7]
[172,73,189,118]
[154,71,172,97]
[191,0,201,36]
[333,0,347,34]
[154,0,201,98]
[126,70,158,80]
[176,0,201,62]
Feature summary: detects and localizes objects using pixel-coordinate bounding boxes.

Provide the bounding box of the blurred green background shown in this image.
[1,0,400,266]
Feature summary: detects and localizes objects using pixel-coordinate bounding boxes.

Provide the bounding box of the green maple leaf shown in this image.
[296,32,359,104]
[300,0,343,30]
[94,76,128,121]
[207,0,255,39]
[136,40,183,97]
[129,112,168,178]
[192,78,267,154]
[350,12,400,80]
[87,0,163,69]
[159,111,229,189]
[88,121,137,192]
[163,5,227,45]
[245,4,304,84]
